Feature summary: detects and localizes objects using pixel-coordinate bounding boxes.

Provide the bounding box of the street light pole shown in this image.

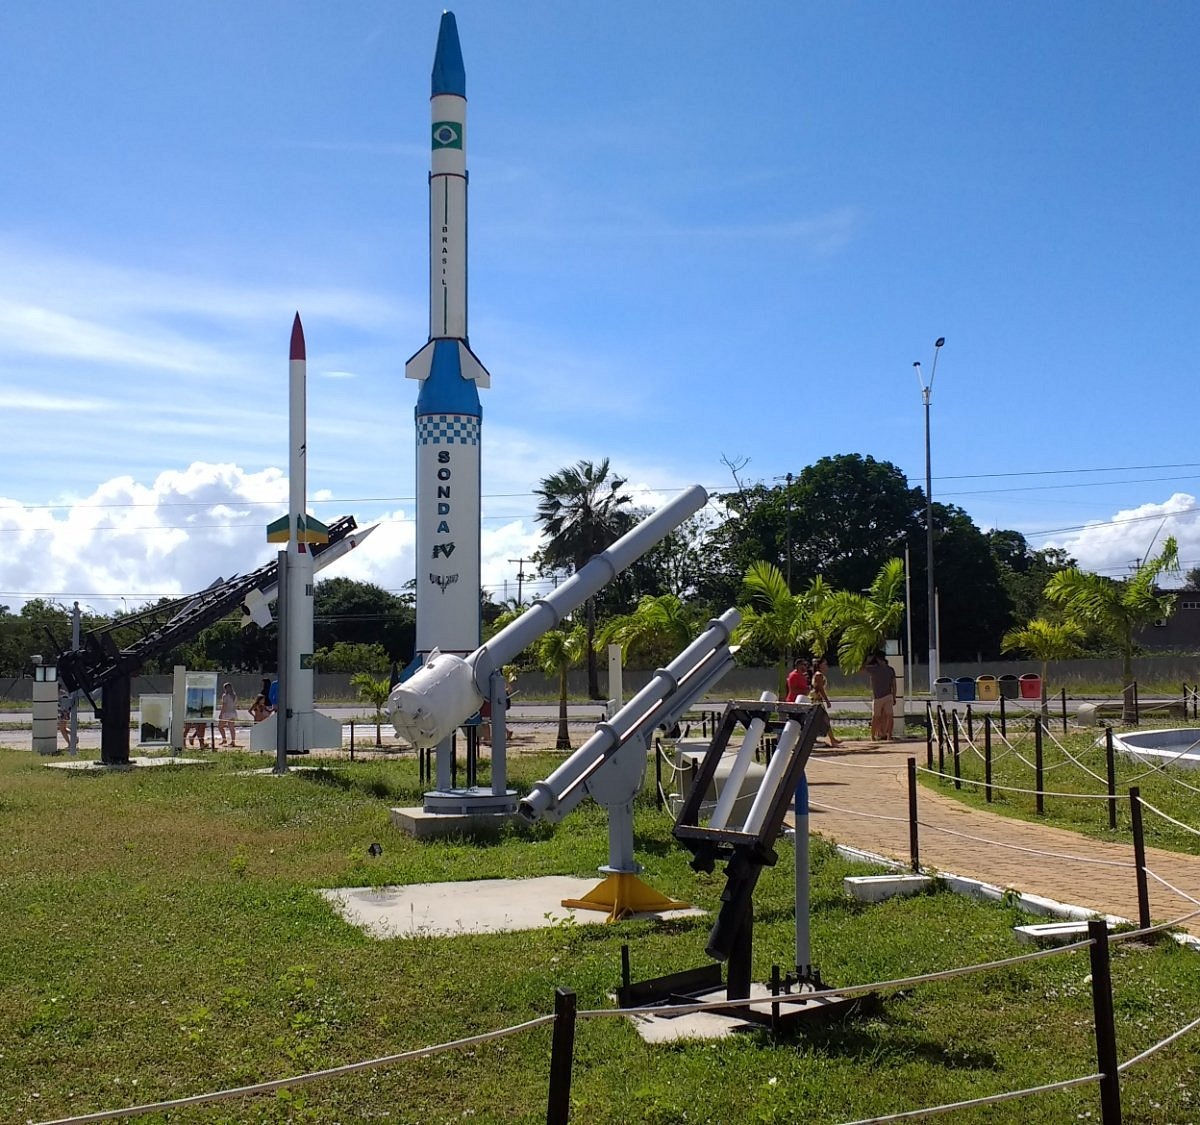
[914,337,945,695]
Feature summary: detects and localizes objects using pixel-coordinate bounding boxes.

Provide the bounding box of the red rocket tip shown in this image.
[290,313,306,361]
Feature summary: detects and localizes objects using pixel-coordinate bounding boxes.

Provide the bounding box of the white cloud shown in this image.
[1046,493,1200,580]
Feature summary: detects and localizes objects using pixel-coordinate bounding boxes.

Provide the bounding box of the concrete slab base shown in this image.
[1014,920,1115,945]
[845,874,933,903]
[321,875,704,939]
[389,805,518,838]
[43,756,210,771]
[627,983,858,1043]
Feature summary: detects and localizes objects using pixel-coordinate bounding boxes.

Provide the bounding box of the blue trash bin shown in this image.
[934,677,955,702]
[955,677,976,702]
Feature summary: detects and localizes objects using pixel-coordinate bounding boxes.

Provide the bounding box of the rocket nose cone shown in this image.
[290,313,306,361]
[432,11,466,96]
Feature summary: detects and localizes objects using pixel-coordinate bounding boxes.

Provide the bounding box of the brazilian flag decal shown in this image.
[432,121,462,149]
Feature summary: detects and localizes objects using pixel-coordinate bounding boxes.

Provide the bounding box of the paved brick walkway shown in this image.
[803,740,1200,937]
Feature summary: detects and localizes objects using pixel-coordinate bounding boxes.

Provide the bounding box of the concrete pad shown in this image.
[390,805,518,838]
[321,875,703,939]
[43,756,210,771]
[627,984,856,1043]
[845,874,933,903]
[1014,920,1113,946]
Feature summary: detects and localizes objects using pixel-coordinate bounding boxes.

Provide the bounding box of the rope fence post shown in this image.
[925,701,934,770]
[952,709,962,790]
[546,987,577,1125]
[999,693,1007,738]
[654,737,663,811]
[1104,726,1117,832]
[1133,680,1140,726]
[937,705,946,776]
[1034,715,1044,816]
[907,756,920,872]
[984,714,993,803]
[1087,919,1123,1125]
[1129,786,1151,930]
[349,720,355,760]
[1060,686,1068,734]
[966,702,973,743]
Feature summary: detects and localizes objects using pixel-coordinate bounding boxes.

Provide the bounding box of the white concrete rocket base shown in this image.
[248,711,343,753]
[43,756,210,771]
[390,802,517,839]
[845,874,934,903]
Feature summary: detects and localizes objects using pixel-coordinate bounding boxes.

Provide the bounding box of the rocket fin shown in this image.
[405,339,490,388]
[457,341,491,388]
[405,340,437,381]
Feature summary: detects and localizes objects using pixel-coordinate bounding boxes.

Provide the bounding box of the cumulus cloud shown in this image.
[1044,492,1200,581]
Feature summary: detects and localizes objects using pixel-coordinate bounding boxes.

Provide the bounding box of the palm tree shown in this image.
[596,593,700,667]
[826,558,906,672]
[534,459,632,699]
[533,624,588,750]
[350,672,392,747]
[1001,618,1084,713]
[735,562,834,694]
[1044,536,1179,721]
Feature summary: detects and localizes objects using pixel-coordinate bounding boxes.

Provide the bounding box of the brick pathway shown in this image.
[803,740,1200,937]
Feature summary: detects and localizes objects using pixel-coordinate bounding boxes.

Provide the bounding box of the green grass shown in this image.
[1,748,1198,1123]
[920,717,1200,856]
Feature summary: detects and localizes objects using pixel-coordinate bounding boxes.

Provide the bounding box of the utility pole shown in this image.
[508,558,532,606]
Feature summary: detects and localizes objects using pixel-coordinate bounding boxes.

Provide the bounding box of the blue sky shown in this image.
[1,0,1198,613]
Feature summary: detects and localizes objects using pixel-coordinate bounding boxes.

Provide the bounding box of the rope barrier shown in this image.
[1143,867,1200,908]
[808,800,911,826]
[1137,798,1200,839]
[836,1073,1102,1124]
[32,1015,556,1125]
[915,820,1134,868]
[1109,904,1200,943]
[914,764,1115,801]
[1116,1014,1200,1073]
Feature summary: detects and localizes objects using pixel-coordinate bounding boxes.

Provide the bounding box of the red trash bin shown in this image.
[1019,673,1041,700]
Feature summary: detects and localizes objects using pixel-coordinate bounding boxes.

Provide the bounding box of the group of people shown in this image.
[184,681,246,748]
[782,650,898,745]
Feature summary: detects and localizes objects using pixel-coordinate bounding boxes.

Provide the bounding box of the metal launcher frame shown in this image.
[55,516,362,766]
[619,699,823,1015]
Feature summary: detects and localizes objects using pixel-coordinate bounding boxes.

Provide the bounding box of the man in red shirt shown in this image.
[784,657,810,702]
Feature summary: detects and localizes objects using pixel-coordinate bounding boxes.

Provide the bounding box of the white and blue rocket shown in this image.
[407,10,488,660]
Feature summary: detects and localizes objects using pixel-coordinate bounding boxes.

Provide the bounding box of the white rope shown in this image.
[836,1072,1101,1124]
[1117,1014,1200,1073]
[811,756,903,771]
[1109,904,1200,942]
[916,820,1134,868]
[1039,724,1110,786]
[31,1015,555,1125]
[914,764,1114,801]
[1144,867,1200,908]
[809,800,911,826]
[1137,797,1200,838]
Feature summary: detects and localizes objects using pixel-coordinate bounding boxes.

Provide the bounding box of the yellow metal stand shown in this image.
[562,873,689,923]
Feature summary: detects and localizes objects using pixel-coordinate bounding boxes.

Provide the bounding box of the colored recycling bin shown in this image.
[934,677,955,702]
[1019,673,1042,700]
[976,675,999,701]
[998,674,1020,700]
[954,677,976,702]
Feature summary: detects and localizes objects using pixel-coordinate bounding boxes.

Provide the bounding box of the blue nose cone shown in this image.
[432,11,466,97]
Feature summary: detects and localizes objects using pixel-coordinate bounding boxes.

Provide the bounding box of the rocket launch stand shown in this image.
[618,700,864,1033]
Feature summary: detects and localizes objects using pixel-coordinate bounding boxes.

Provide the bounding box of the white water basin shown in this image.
[1109,728,1200,770]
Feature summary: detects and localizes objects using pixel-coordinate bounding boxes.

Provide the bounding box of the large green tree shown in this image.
[534,459,632,698]
[597,593,703,668]
[314,578,414,663]
[827,558,906,671]
[1044,536,1179,720]
[1001,618,1084,713]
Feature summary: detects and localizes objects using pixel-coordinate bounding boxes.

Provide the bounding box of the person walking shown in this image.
[808,657,841,748]
[864,651,896,740]
[218,682,238,746]
[784,657,810,702]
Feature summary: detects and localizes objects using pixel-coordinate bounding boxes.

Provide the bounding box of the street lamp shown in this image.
[913,336,945,694]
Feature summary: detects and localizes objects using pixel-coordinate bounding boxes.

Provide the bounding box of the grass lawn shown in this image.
[920,717,1200,856]
[1,746,1198,1124]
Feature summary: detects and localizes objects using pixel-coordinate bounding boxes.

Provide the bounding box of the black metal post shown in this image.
[654,738,663,810]
[907,757,920,871]
[999,693,1007,738]
[966,703,974,742]
[984,715,993,803]
[726,909,753,1001]
[1087,919,1123,1125]
[925,701,934,769]
[936,706,945,775]
[451,729,458,789]
[1129,787,1151,929]
[1133,680,1140,726]
[546,987,577,1125]
[1061,686,1068,734]
[1105,727,1117,831]
[349,720,355,760]
[952,710,961,790]
[1034,716,1044,816]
